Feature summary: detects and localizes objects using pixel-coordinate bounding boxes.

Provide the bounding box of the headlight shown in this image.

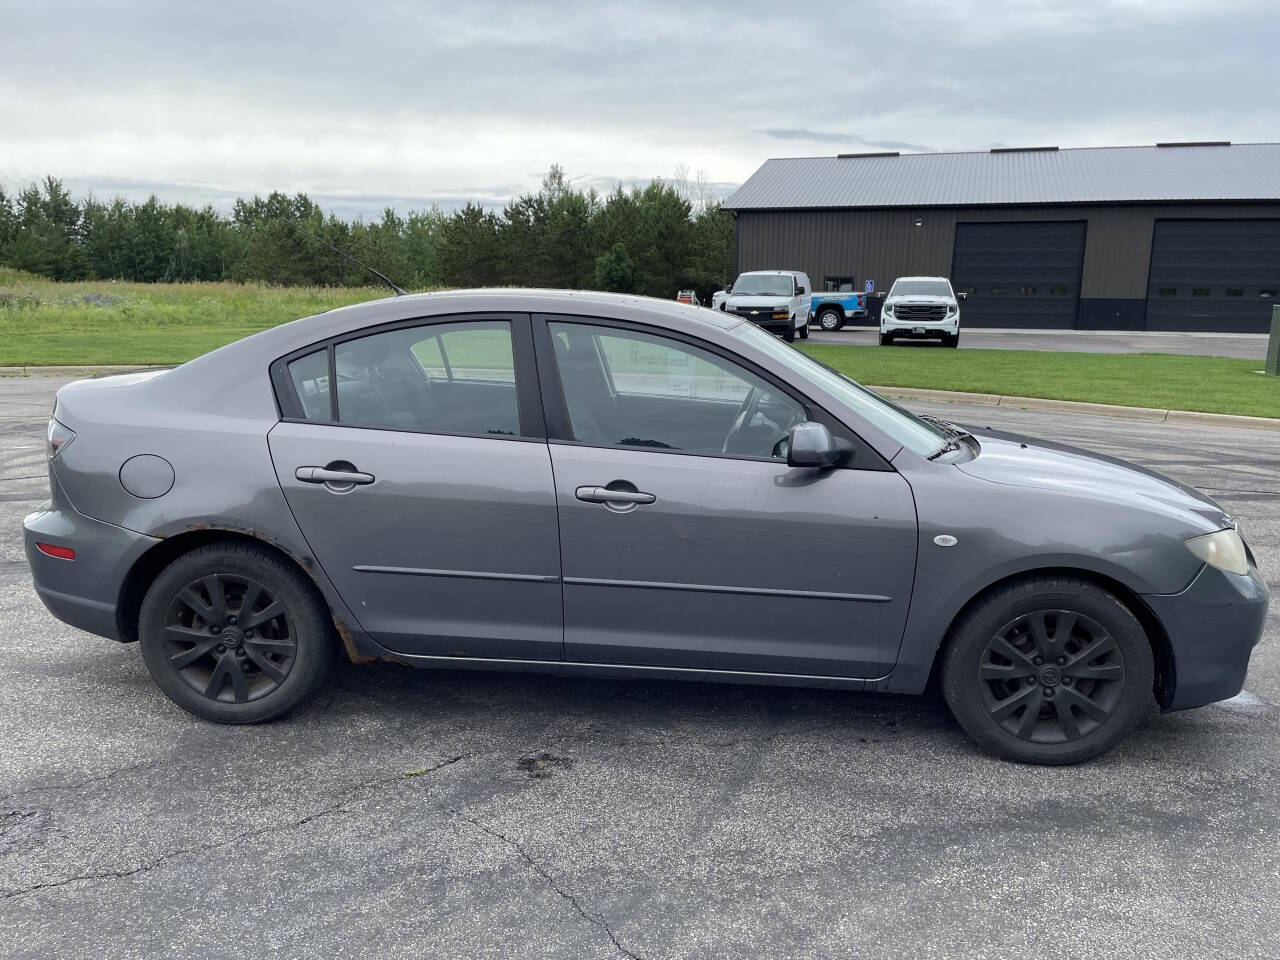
[1186,528,1249,576]
[883,304,893,316]
[47,418,75,459]
[947,304,957,315]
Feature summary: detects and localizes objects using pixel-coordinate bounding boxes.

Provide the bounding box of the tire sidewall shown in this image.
[139,545,331,723]
[819,309,843,331]
[942,580,1154,764]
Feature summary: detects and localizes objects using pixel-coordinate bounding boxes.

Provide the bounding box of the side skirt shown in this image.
[378,651,892,692]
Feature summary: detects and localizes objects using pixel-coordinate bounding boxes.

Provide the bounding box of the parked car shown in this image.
[809,282,869,332]
[879,276,965,346]
[718,270,812,341]
[710,286,730,311]
[24,290,1267,764]
[676,289,701,306]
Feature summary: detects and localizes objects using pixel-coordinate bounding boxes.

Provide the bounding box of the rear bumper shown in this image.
[1143,563,1269,710]
[23,500,160,641]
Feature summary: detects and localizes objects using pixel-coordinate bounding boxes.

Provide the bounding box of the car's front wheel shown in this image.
[941,576,1154,764]
[943,332,959,348]
[879,331,894,346]
[139,541,334,723]
[782,323,796,342]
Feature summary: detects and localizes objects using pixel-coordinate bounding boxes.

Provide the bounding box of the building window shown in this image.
[1018,286,1037,295]
[1050,285,1069,295]
[1226,288,1244,297]
[1192,288,1211,297]
[990,287,1006,295]
[824,276,855,292]
[1158,287,1177,296]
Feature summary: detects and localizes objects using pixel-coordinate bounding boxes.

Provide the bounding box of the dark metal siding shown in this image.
[735,202,1280,330]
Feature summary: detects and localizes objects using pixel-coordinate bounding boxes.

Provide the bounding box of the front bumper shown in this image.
[24,499,160,641]
[882,316,958,336]
[1143,562,1269,710]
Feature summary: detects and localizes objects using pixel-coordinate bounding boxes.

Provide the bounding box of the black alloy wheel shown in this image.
[139,542,333,723]
[941,576,1154,764]
[161,573,296,704]
[979,610,1125,743]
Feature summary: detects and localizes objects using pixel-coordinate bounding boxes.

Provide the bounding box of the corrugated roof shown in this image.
[721,143,1280,210]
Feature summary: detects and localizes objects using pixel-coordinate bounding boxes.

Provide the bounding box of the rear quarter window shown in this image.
[287,350,331,420]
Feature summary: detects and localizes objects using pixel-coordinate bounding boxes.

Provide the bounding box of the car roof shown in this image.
[892,276,950,282]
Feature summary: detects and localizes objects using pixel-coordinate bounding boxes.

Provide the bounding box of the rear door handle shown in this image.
[296,466,376,485]
[575,485,656,505]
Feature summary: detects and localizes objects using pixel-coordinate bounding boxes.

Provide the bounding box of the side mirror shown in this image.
[796,285,807,296]
[786,422,842,468]
[873,290,888,300]
[957,291,968,301]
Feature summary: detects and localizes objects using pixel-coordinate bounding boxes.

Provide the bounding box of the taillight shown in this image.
[47,419,75,459]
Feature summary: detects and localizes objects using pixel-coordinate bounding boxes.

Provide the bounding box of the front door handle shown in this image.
[296,466,376,485]
[575,485,656,506]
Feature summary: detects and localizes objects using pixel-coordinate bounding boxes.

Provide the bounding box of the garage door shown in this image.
[1146,220,1280,333]
[951,221,1086,328]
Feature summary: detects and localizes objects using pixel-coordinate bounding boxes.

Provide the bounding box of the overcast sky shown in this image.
[2,0,1276,218]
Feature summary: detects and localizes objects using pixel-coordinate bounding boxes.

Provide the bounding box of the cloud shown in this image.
[758,130,936,153]
[1,0,1275,216]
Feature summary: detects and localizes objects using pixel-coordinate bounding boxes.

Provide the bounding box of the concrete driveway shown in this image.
[2,376,1277,959]
[808,326,1269,359]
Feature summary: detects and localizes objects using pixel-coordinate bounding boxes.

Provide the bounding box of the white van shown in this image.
[719,270,812,341]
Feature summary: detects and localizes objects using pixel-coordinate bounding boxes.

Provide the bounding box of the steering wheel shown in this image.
[721,385,762,455]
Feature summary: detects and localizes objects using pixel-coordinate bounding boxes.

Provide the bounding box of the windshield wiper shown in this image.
[926,438,965,461]
[920,414,972,440]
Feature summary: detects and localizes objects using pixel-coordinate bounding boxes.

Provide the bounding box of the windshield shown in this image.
[727,321,948,457]
[890,279,953,298]
[731,274,794,297]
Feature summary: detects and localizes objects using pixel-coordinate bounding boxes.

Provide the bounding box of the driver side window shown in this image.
[549,321,805,459]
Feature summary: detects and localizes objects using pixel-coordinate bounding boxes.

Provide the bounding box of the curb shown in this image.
[3,366,1276,432]
[867,385,1280,431]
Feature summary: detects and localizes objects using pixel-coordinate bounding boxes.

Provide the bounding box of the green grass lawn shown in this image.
[800,343,1279,419]
[1,269,1276,418]
[0,267,391,366]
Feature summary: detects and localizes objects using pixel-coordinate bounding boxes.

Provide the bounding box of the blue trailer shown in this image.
[808,289,869,331]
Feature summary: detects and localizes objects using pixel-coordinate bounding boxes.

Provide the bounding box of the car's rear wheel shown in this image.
[139,542,333,723]
[818,308,844,332]
[941,576,1153,764]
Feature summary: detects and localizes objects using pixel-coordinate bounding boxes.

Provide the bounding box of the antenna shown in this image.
[281,216,408,296]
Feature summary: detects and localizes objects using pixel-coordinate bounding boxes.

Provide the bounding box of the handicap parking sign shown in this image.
[864,280,874,293]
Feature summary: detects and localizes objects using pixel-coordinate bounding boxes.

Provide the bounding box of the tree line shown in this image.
[0,167,736,300]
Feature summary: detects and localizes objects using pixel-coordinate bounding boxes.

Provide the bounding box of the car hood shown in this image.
[957,428,1232,533]
[886,295,954,305]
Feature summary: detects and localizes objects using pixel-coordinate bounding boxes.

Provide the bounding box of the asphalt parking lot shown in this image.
[808,326,1269,359]
[2,376,1277,960]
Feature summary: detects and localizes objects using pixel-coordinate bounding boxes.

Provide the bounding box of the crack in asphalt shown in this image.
[1,761,158,803]
[454,811,644,960]
[0,754,468,901]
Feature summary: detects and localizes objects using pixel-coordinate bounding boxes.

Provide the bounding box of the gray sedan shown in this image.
[23,290,1268,764]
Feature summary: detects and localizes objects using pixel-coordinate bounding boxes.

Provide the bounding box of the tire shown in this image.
[818,308,844,332]
[943,332,959,348]
[940,576,1154,765]
[139,541,334,723]
[798,321,809,339]
[782,324,796,342]
[879,331,894,346]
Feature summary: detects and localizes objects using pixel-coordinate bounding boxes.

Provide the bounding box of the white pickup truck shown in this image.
[717,270,812,342]
[878,276,966,347]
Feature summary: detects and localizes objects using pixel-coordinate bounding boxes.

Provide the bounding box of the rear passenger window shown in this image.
[287,350,331,420]
[329,321,522,436]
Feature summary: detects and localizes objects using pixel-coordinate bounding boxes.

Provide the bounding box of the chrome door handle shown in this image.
[575,485,656,505]
[296,466,376,485]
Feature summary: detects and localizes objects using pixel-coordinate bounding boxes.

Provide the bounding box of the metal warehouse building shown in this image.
[722,142,1280,332]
